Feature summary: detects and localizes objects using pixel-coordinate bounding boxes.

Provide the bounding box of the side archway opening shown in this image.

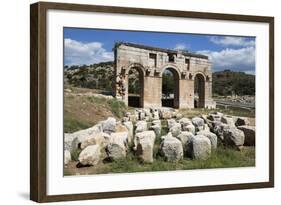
[128,67,144,107]
[161,67,180,108]
[194,73,205,108]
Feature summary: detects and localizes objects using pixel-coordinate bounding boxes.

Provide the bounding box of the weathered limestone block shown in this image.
[78,145,101,166]
[122,116,129,122]
[207,112,223,122]
[172,111,178,118]
[223,128,245,148]
[106,144,126,160]
[152,109,160,120]
[182,124,195,134]
[125,112,131,117]
[160,108,173,119]
[91,123,103,133]
[143,108,151,116]
[213,122,230,141]
[64,150,71,165]
[134,131,156,149]
[138,111,146,121]
[205,118,214,130]
[64,133,76,152]
[200,114,208,122]
[152,119,161,127]
[101,117,117,134]
[115,123,129,133]
[71,132,109,151]
[238,125,255,146]
[178,117,194,133]
[135,109,147,120]
[150,119,161,136]
[192,117,205,131]
[106,132,129,160]
[204,124,210,132]
[221,115,236,127]
[176,113,183,120]
[169,123,182,137]
[196,130,217,149]
[122,112,131,122]
[176,131,194,153]
[167,119,177,129]
[144,116,150,121]
[110,132,129,148]
[135,120,148,133]
[129,114,138,122]
[150,124,161,136]
[65,124,102,151]
[178,117,192,126]
[134,131,156,163]
[123,121,133,143]
[160,133,183,162]
[144,109,153,120]
[190,135,211,160]
[79,132,111,150]
[235,117,250,127]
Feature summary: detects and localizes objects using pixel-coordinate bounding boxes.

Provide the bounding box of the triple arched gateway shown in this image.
[114,42,216,109]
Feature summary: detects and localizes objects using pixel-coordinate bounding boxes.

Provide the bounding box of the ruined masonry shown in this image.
[114,42,216,109]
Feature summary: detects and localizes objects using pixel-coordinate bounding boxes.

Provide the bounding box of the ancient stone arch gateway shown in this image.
[114,42,216,109]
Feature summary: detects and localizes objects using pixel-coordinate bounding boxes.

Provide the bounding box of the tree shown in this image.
[162,70,174,98]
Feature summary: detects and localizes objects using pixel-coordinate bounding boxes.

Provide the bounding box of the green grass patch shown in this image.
[63,169,73,176]
[71,149,82,161]
[64,95,128,133]
[87,96,104,104]
[107,98,127,118]
[86,96,127,118]
[180,107,255,118]
[65,145,255,175]
[64,115,92,133]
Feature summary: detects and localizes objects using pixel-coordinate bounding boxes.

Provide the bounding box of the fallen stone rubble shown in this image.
[64,108,255,166]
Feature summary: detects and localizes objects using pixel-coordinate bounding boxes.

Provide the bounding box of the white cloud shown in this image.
[244,70,256,75]
[174,43,189,51]
[197,46,255,72]
[209,36,255,47]
[64,38,114,65]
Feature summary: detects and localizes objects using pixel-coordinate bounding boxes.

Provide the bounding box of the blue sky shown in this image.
[64,27,255,74]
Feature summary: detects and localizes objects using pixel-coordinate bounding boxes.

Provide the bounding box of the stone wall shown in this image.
[114,43,216,109]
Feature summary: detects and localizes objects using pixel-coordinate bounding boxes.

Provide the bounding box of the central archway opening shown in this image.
[161,68,179,108]
[128,67,144,107]
[194,73,205,108]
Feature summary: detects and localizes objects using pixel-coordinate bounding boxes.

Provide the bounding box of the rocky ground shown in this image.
[64,106,255,176]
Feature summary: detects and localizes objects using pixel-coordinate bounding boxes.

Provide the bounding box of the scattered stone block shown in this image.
[78,145,101,166]
[64,150,71,165]
[190,135,211,160]
[160,133,183,162]
[223,128,245,148]
[238,125,255,146]
[197,130,217,149]
[169,123,182,137]
[134,131,156,163]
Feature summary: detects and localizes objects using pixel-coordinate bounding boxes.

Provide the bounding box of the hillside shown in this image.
[212,70,255,96]
[64,61,114,93]
[64,63,255,97]
[64,88,128,133]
